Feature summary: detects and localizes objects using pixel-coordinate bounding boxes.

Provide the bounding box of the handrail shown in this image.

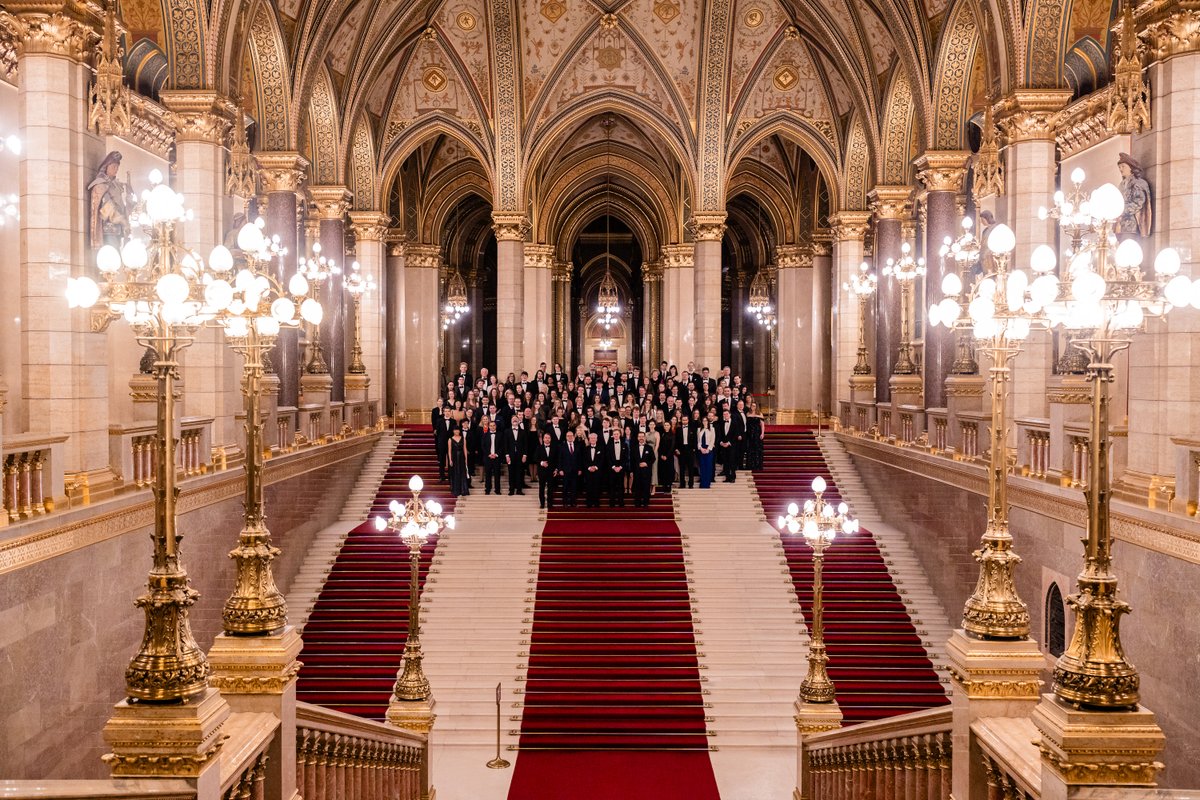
[973,717,1041,800]
[295,702,427,747]
[805,706,952,750]
[0,781,195,800]
[295,702,428,800]
[216,712,278,798]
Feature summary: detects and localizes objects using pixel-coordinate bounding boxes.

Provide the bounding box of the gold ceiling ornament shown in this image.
[654,0,681,24]
[773,63,799,91]
[88,0,130,137]
[541,0,566,23]
[744,8,765,27]
[456,11,476,31]
[422,66,448,93]
[973,100,1005,201]
[1107,0,1151,135]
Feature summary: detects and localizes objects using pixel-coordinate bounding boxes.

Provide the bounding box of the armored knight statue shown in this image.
[88,150,130,249]
[1116,152,1152,241]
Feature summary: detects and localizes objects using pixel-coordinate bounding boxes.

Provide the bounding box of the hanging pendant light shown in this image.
[596,126,621,330]
[442,200,471,330]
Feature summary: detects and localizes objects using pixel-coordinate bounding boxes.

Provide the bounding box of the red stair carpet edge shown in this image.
[507,752,720,800]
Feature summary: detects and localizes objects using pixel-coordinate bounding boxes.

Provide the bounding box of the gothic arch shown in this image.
[379,117,496,200]
[842,111,872,211]
[348,116,378,212]
[1024,0,1073,88]
[725,165,798,247]
[931,0,982,150]
[726,115,841,212]
[244,1,293,151]
[557,192,662,267]
[879,68,917,185]
[304,65,342,185]
[159,0,207,88]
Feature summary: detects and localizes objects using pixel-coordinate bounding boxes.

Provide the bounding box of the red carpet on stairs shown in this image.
[507,492,720,800]
[754,427,950,724]
[295,426,456,720]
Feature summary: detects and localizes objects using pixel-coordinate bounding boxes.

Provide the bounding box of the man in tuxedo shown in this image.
[460,417,478,485]
[558,430,581,507]
[581,432,606,507]
[733,398,749,470]
[537,432,558,509]
[479,418,503,495]
[501,417,526,495]
[607,429,630,507]
[432,398,448,480]
[633,431,655,507]
[717,408,741,482]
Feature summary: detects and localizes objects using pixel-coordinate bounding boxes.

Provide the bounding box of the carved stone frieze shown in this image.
[125,93,175,160]
[775,244,808,270]
[348,211,390,242]
[0,3,100,61]
[1053,87,1114,158]
[404,244,441,270]
[492,213,528,241]
[161,90,233,145]
[661,243,694,269]
[523,243,554,270]
[1138,0,1200,61]
[690,215,727,241]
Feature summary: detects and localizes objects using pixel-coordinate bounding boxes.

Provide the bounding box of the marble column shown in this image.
[256,152,308,409]
[384,235,406,417]
[812,240,833,417]
[493,214,525,377]
[730,273,748,379]
[997,91,1072,425]
[868,187,912,402]
[692,217,725,372]
[14,8,107,474]
[348,212,389,395]
[829,213,872,411]
[552,260,573,368]
[467,269,485,373]
[403,244,441,419]
[661,244,695,367]
[776,245,813,417]
[523,243,554,369]
[643,260,663,369]
[310,186,351,402]
[915,151,969,410]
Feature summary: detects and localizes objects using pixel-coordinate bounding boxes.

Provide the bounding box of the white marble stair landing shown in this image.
[420,490,542,800]
[676,482,808,800]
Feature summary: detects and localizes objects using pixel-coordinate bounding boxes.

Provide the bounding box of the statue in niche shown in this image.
[88,150,130,249]
[1116,152,1152,241]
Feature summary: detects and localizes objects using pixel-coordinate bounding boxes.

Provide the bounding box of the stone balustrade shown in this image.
[296,702,429,800]
[972,717,1042,800]
[2,433,69,522]
[928,410,949,452]
[1016,419,1051,480]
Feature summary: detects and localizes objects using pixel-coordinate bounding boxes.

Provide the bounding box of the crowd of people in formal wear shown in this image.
[431,360,767,508]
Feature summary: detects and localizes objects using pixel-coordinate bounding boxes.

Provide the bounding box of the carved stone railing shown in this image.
[216,713,278,800]
[295,702,429,800]
[108,417,213,491]
[959,418,981,460]
[928,409,949,452]
[972,717,1042,800]
[802,707,953,800]
[1015,418,1051,481]
[2,433,69,522]
[0,780,197,799]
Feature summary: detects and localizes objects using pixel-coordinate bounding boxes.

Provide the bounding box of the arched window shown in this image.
[1045,583,1066,657]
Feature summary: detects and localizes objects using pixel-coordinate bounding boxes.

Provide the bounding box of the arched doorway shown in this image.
[570,215,644,370]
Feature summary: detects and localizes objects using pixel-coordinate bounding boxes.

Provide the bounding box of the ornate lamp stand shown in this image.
[843,262,878,429]
[883,243,926,414]
[375,474,456,733]
[298,241,339,375]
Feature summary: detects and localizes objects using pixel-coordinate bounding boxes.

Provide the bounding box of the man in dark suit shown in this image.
[633,431,655,507]
[537,432,558,509]
[676,411,698,488]
[581,432,606,508]
[500,417,526,495]
[717,408,741,483]
[558,430,581,507]
[432,398,448,480]
[607,430,630,507]
[479,418,503,495]
[460,417,478,485]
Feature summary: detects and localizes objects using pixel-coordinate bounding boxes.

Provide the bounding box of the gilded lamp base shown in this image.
[387,696,437,734]
[126,566,211,702]
[1052,577,1139,709]
[962,530,1031,640]
[222,524,287,635]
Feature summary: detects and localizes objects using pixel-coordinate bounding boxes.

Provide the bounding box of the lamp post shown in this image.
[346,260,376,374]
[929,221,1054,638]
[298,241,340,374]
[374,474,456,729]
[882,242,926,375]
[67,169,227,702]
[206,218,323,634]
[844,261,878,375]
[940,218,982,375]
[778,476,860,704]
[1039,182,1188,709]
[1042,168,1094,375]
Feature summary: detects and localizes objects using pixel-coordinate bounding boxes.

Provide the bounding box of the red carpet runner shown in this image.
[754,426,949,723]
[295,427,453,719]
[507,492,720,800]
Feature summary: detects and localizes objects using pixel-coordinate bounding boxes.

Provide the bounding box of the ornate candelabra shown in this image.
[1041,168,1094,375]
[345,260,376,373]
[298,241,340,374]
[440,267,469,332]
[206,219,322,634]
[882,242,926,375]
[778,476,859,703]
[67,170,227,702]
[844,261,878,375]
[1039,181,1187,709]
[930,222,1055,639]
[940,217,982,375]
[374,475,456,717]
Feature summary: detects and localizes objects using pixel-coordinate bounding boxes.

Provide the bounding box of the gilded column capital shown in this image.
[996,90,1075,143]
[309,185,353,220]
[523,243,555,269]
[1,2,100,61]
[690,214,727,241]
[661,243,694,269]
[868,186,913,221]
[914,151,969,193]
[492,213,529,241]
[776,244,812,270]
[405,244,441,270]
[552,260,572,282]
[256,152,309,194]
[828,212,872,242]
[643,260,664,283]
[812,239,832,258]
[161,90,234,145]
[1139,0,1200,61]
[348,211,390,242]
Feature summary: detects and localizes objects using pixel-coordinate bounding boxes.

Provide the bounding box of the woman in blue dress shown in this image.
[697,417,716,489]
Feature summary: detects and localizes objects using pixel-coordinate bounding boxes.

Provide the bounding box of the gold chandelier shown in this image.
[442,268,470,330]
[747,269,775,329]
[596,267,620,329]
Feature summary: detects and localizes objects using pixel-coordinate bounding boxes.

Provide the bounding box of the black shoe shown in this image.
[508,490,515,495]
[539,503,545,509]
[516,490,525,495]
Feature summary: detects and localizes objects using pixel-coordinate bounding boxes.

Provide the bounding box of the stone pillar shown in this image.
[997,91,1072,426]
[404,245,441,419]
[661,244,694,367]
[692,217,725,371]
[467,269,484,372]
[868,187,912,402]
[915,151,969,411]
[349,212,389,396]
[829,213,872,412]
[310,186,351,402]
[523,243,554,369]
[643,260,663,369]
[14,6,106,474]
[385,235,406,418]
[776,245,813,419]
[256,152,308,409]
[552,259,573,368]
[812,240,833,417]
[730,273,748,379]
[493,214,525,377]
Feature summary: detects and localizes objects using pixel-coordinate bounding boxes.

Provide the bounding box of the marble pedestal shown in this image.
[888,375,923,438]
[387,696,437,734]
[345,373,370,404]
[299,374,333,408]
[848,375,876,432]
[946,375,986,454]
[102,687,231,788]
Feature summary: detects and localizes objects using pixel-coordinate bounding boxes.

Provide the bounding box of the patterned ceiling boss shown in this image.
[541,0,566,24]
[655,1,682,25]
